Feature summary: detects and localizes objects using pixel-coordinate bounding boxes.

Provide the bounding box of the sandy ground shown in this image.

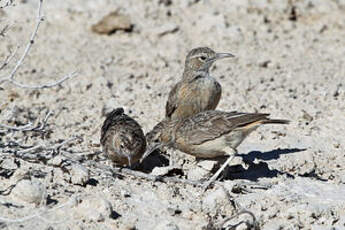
[0,0,345,229]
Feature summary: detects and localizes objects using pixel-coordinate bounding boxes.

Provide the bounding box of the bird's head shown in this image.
[184,47,234,72]
[143,119,177,161]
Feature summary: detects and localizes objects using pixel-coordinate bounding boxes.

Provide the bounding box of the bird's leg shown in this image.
[127,156,132,167]
[169,149,177,166]
[203,155,235,190]
[203,147,237,191]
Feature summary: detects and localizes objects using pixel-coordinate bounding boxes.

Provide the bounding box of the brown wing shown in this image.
[165,81,182,119]
[206,80,222,110]
[178,110,270,145]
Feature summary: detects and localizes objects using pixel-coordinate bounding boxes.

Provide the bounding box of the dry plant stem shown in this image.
[1,136,81,163]
[0,0,44,84]
[0,122,33,132]
[16,144,44,155]
[0,0,78,88]
[0,184,16,196]
[218,186,259,229]
[53,136,81,152]
[0,24,11,37]
[8,71,78,89]
[0,0,14,9]
[0,140,32,149]
[15,136,80,155]
[0,47,18,71]
[221,210,258,230]
[0,110,53,133]
[91,161,271,190]
[10,72,77,89]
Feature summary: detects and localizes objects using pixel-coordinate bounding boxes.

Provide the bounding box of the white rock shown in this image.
[51,168,66,185]
[70,164,90,185]
[202,188,228,212]
[187,160,220,181]
[74,196,113,222]
[151,166,180,177]
[151,166,172,176]
[197,160,218,171]
[0,158,18,170]
[187,165,211,181]
[11,178,46,206]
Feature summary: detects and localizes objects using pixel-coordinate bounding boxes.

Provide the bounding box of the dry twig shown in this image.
[20,137,80,155]
[0,0,15,9]
[89,160,272,190]
[0,0,78,88]
[0,106,81,163]
[221,210,259,230]
[0,47,18,71]
[89,162,215,187]
[217,186,260,229]
[7,72,78,89]
[0,110,53,133]
[0,24,11,37]
[1,136,82,163]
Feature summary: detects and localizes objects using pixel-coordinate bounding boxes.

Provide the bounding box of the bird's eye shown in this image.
[199,56,207,61]
[120,144,125,149]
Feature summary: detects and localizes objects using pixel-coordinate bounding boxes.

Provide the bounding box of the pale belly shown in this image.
[176,130,246,158]
[187,136,229,158]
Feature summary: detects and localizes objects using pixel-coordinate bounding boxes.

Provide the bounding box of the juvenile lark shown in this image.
[100,108,146,167]
[166,47,234,120]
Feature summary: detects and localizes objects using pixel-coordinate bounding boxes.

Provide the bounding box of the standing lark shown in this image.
[146,110,289,189]
[101,108,146,167]
[166,47,234,120]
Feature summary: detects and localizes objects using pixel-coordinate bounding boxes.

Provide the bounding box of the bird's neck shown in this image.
[160,119,180,146]
[182,69,209,81]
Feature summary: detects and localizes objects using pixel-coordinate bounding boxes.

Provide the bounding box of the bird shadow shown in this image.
[137,150,169,173]
[238,147,307,162]
[226,162,293,181]
[137,147,309,181]
[225,148,307,181]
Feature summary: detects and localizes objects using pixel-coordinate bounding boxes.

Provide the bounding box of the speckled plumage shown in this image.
[148,110,289,158]
[100,108,146,167]
[146,110,289,188]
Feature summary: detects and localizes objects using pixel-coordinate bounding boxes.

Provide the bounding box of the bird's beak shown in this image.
[215,52,235,60]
